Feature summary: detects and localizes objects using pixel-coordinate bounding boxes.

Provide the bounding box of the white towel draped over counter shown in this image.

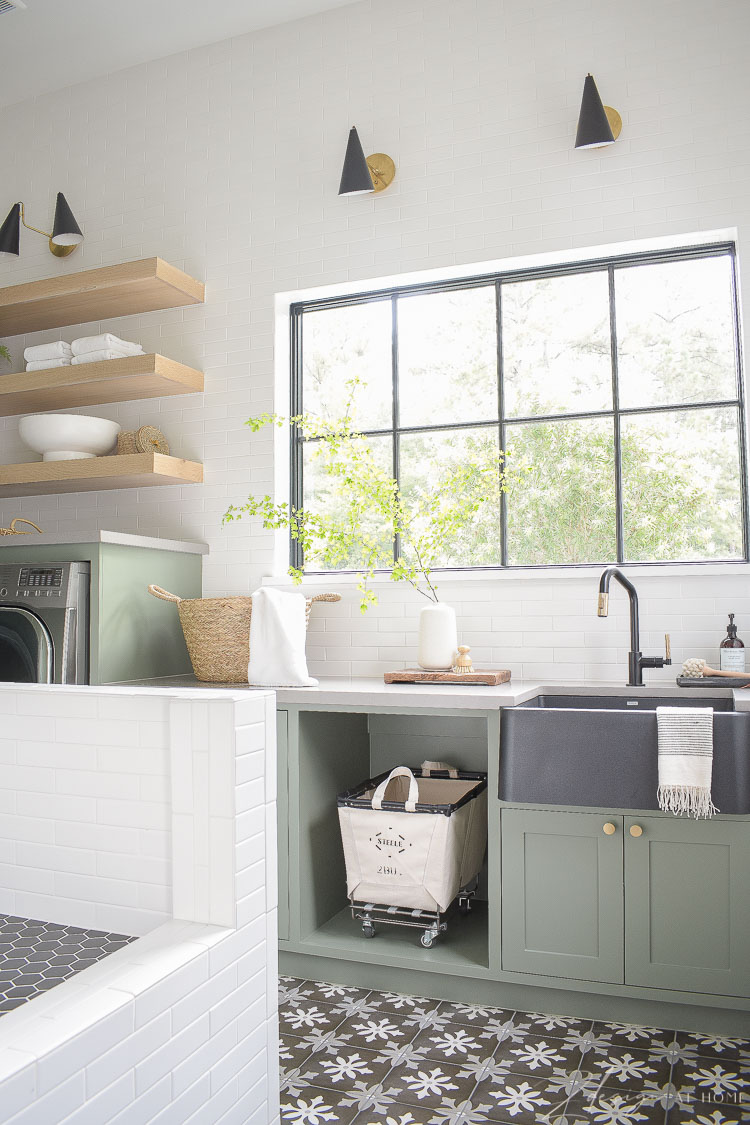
[656,706,717,819]
[24,341,73,362]
[248,587,318,687]
[71,334,143,357]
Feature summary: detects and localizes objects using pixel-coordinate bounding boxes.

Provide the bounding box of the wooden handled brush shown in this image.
[682,658,750,680]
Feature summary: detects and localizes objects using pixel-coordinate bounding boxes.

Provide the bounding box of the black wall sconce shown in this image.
[575,74,622,150]
[338,127,396,196]
[0,193,84,259]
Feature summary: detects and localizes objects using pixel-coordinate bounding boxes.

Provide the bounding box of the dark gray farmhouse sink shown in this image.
[499,694,750,813]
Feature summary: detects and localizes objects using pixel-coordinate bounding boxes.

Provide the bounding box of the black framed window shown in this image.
[290,242,748,572]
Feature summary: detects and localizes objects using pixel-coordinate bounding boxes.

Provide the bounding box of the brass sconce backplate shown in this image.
[366,153,396,192]
[604,106,623,140]
[48,238,76,258]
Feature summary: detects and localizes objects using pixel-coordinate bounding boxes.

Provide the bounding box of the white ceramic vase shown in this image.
[418,602,458,670]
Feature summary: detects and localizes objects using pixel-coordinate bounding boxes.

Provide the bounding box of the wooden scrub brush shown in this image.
[682,658,750,680]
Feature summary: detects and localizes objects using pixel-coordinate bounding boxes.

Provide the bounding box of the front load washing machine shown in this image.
[0,561,90,684]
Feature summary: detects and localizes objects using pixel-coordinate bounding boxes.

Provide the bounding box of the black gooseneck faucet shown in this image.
[597,566,671,687]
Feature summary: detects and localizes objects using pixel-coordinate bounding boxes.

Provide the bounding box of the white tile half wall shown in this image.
[0,0,749,641]
[0,683,279,1125]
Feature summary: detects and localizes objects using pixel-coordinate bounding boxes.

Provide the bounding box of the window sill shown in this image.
[261,560,750,588]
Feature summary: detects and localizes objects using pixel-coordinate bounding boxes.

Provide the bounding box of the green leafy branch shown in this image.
[224,379,522,612]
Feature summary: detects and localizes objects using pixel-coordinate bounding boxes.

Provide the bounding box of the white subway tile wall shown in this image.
[0,0,748,676]
[0,690,172,935]
[0,686,279,1125]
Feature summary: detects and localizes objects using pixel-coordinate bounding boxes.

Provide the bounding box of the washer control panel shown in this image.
[18,567,64,589]
[0,563,78,606]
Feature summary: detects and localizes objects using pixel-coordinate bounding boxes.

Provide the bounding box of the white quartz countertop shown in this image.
[0,529,208,554]
[113,674,748,711]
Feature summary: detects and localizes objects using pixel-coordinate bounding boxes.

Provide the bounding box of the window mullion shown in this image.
[496,280,508,568]
[391,294,401,565]
[609,265,625,565]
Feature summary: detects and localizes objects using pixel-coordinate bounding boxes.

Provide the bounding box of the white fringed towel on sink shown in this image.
[247,587,318,687]
[656,706,718,818]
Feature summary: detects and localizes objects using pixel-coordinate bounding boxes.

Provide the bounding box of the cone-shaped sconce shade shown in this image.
[575,74,615,149]
[338,127,375,196]
[0,203,21,257]
[51,192,83,247]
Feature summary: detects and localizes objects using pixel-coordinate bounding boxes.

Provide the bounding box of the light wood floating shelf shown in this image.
[0,354,204,417]
[0,258,205,336]
[0,453,203,498]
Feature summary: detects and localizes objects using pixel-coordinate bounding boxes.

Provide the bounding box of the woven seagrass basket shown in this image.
[147,585,341,683]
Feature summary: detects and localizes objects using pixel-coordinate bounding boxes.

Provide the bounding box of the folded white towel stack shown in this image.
[24,341,73,363]
[656,706,717,819]
[71,349,142,365]
[71,334,143,357]
[26,358,73,371]
[248,587,318,687]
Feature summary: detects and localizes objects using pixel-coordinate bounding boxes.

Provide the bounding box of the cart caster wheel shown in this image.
[420,932,435,948]
[362,922,376,939]
[459,898,472,915]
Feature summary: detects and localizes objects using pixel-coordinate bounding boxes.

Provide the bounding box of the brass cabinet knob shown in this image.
[629,824,643,838]
[602,822,616,835]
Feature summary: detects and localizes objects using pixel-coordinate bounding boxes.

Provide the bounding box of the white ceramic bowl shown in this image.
[19,414,121,461]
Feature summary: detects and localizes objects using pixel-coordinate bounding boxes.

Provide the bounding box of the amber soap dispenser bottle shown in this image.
[720,613,746,672]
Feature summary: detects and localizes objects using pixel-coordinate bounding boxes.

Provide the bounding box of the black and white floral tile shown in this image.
[279,977,750,1125]
[0,913,135,1014]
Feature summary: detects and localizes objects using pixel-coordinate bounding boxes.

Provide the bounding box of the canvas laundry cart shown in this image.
[337,762,488,947]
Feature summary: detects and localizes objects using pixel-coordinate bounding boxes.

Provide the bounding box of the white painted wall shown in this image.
[0,0,749,680]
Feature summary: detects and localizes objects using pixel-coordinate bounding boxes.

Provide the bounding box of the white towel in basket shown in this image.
[656,706,717,818]
[248,587,318,687]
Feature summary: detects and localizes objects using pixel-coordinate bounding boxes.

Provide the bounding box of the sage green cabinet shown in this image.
[501,809,624,983]
[277,711,289,942]
[502,808,750,998]
[625,815,750,997]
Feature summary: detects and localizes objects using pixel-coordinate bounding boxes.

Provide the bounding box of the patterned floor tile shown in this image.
[477,1072,570,1124]
[368,993,443,1018]
[280,1085,362,1124]
[437,1002,516,1029]
[279,978,750,1125]
[563,1084,669,1124]
[383,1059,478,1109]
[667,1097,750,1124]
[492,1032,581,1078]
[301,1047,396,1093]
[334,1014,414,1051]
[280,1034,315,1068]
[409,1024,489,1064]
[354,1103,439,1124]
[303,981,373,1007]
[280,1000,346,1035]
[591,1023,668,1051]
[676,1033,750,1065]
[582,1045,671,1092]
[526,1013,595,1040]
[670,1058,750,1101]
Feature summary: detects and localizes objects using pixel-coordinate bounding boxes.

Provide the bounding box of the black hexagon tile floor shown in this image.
[279,977,750,1125]
[0,913,136,1014]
